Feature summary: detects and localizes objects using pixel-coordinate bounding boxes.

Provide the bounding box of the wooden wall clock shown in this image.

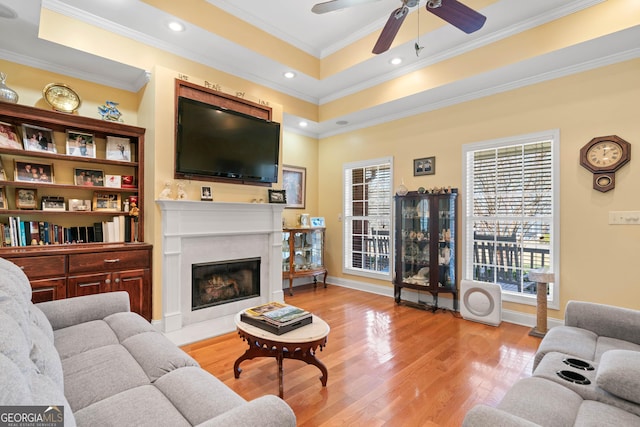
[580,135,631,192]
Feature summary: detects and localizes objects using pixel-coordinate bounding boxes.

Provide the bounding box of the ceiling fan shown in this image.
[312,0,487,54]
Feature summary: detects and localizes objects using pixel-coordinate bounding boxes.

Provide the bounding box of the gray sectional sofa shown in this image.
[0,257,296,426]
[463,300,640,426]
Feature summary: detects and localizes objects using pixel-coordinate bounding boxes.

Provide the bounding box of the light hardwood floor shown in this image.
[182,284,541,426]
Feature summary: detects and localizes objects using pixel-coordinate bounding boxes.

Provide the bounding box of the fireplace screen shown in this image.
[192,257,260,310]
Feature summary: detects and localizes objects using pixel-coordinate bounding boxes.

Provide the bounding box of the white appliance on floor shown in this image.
[460,279,502,326]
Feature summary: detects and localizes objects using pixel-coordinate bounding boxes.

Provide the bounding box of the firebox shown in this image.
[192,257,260,310]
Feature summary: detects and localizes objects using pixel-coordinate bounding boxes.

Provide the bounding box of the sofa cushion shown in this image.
[0,257,32,304]
[62,344,150,411]
[533,326,598,370]
[597,349,640,405]
[54,320,119,360]
[0,353,32,405]
[30,370,77,427]
[104,311,156,341]
[0,291,30,338]
[29,324,64,389]
[497,377,583,427]
[0,310,34,376]
[574,400,640,426]
[73,385,191,427]
[594,337,640,362]
[29,304,54,343]
[121,331,199,382]
[154,366,245,425]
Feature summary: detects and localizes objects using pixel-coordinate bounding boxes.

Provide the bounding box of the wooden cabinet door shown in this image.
[67,272,111,297]
[31,278,66,303]
[112,269,151,321]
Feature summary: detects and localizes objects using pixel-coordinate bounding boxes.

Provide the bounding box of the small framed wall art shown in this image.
[282,165,306,209]
[414,156,435,176]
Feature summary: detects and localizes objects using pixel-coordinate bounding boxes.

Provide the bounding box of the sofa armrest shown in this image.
[36,291,131,330]
[194,395,296,427]
[565,301,640,345]
[462,405,541,427]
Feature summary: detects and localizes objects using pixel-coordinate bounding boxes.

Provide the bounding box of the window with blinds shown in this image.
[463,130,559,306]
[343,157,393,279]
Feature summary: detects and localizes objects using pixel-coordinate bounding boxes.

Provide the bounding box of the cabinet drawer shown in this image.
[9,256,66,279]
[69,250,150,273]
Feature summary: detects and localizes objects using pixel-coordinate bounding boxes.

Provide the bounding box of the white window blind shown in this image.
[343,157,393,279]
[463,130,559,307]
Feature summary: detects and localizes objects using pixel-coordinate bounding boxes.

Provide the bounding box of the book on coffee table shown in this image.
[241,302,312,335]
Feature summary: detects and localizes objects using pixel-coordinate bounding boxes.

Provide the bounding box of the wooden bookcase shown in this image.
[0,102,152,320]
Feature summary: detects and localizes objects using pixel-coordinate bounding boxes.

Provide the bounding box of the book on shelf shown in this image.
[240,302,312,335]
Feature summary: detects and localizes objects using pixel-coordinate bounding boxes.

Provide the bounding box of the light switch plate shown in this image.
[609,211,640,225]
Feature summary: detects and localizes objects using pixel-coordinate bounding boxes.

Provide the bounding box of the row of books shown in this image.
[2,216,137,247]
[240,302,312,335]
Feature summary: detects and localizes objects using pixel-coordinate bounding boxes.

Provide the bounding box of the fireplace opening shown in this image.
[192,257,260,310]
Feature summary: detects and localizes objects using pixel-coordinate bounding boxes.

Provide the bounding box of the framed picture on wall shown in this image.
[414,156,435,176]
[282,165,306,209]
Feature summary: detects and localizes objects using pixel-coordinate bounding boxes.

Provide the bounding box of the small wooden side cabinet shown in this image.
[2,243,152,320]
[282,227,327,296]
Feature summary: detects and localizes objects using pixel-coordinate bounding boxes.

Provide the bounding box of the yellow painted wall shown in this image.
[281,130,320,227]
[319,58,640,317]
[0,60,139,122]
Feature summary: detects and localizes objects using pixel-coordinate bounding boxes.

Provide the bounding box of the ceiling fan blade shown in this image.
[426,0,486,34]
[372,6,409,54]
[312,0,382,14]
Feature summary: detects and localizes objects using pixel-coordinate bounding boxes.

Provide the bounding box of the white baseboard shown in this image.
[324,275,565,329]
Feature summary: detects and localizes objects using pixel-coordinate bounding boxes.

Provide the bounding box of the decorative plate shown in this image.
[43,83,81,113]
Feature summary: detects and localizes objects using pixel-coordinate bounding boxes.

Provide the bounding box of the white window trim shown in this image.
[461,129,560,309]
[342,156,393,281]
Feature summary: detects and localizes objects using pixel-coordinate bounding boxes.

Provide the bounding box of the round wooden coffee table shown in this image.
[234,312,330,398]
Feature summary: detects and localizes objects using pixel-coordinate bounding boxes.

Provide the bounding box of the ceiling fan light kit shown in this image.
[312,0,486,54]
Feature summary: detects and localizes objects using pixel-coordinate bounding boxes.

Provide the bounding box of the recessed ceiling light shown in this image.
[168,21,185,32]
[390,58,402,65]
[299,121,308,127]
[283,71,296,79]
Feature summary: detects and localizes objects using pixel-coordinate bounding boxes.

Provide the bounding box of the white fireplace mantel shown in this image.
[157,200,285,345]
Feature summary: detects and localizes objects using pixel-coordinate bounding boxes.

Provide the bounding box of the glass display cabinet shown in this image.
[282,227,327,296]
[394,189,458,311]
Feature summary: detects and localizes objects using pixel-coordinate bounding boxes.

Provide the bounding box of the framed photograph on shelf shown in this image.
[106,136,131,161]
[201,186,213,201]
[66,130,96,158]
[15,188,37,209]
[74,168,104,186]
[14,161,54,183]
[41,196,66,212]
[311,217,325,227]
[0,158,6,181]
[282,165,306,209]
[0,187,7,210]
[93,192,121,212]
[413,156,435,176]
[0,121,22,150]
[268,189,287,204]
[104,174,122,188]
[22,124,56,153]
[68,198,91,212]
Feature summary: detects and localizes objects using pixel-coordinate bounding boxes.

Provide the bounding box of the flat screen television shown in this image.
[175,97,281,183]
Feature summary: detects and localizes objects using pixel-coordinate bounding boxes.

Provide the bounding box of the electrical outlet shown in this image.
[337,214,342,222]
[609,211,640,225]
